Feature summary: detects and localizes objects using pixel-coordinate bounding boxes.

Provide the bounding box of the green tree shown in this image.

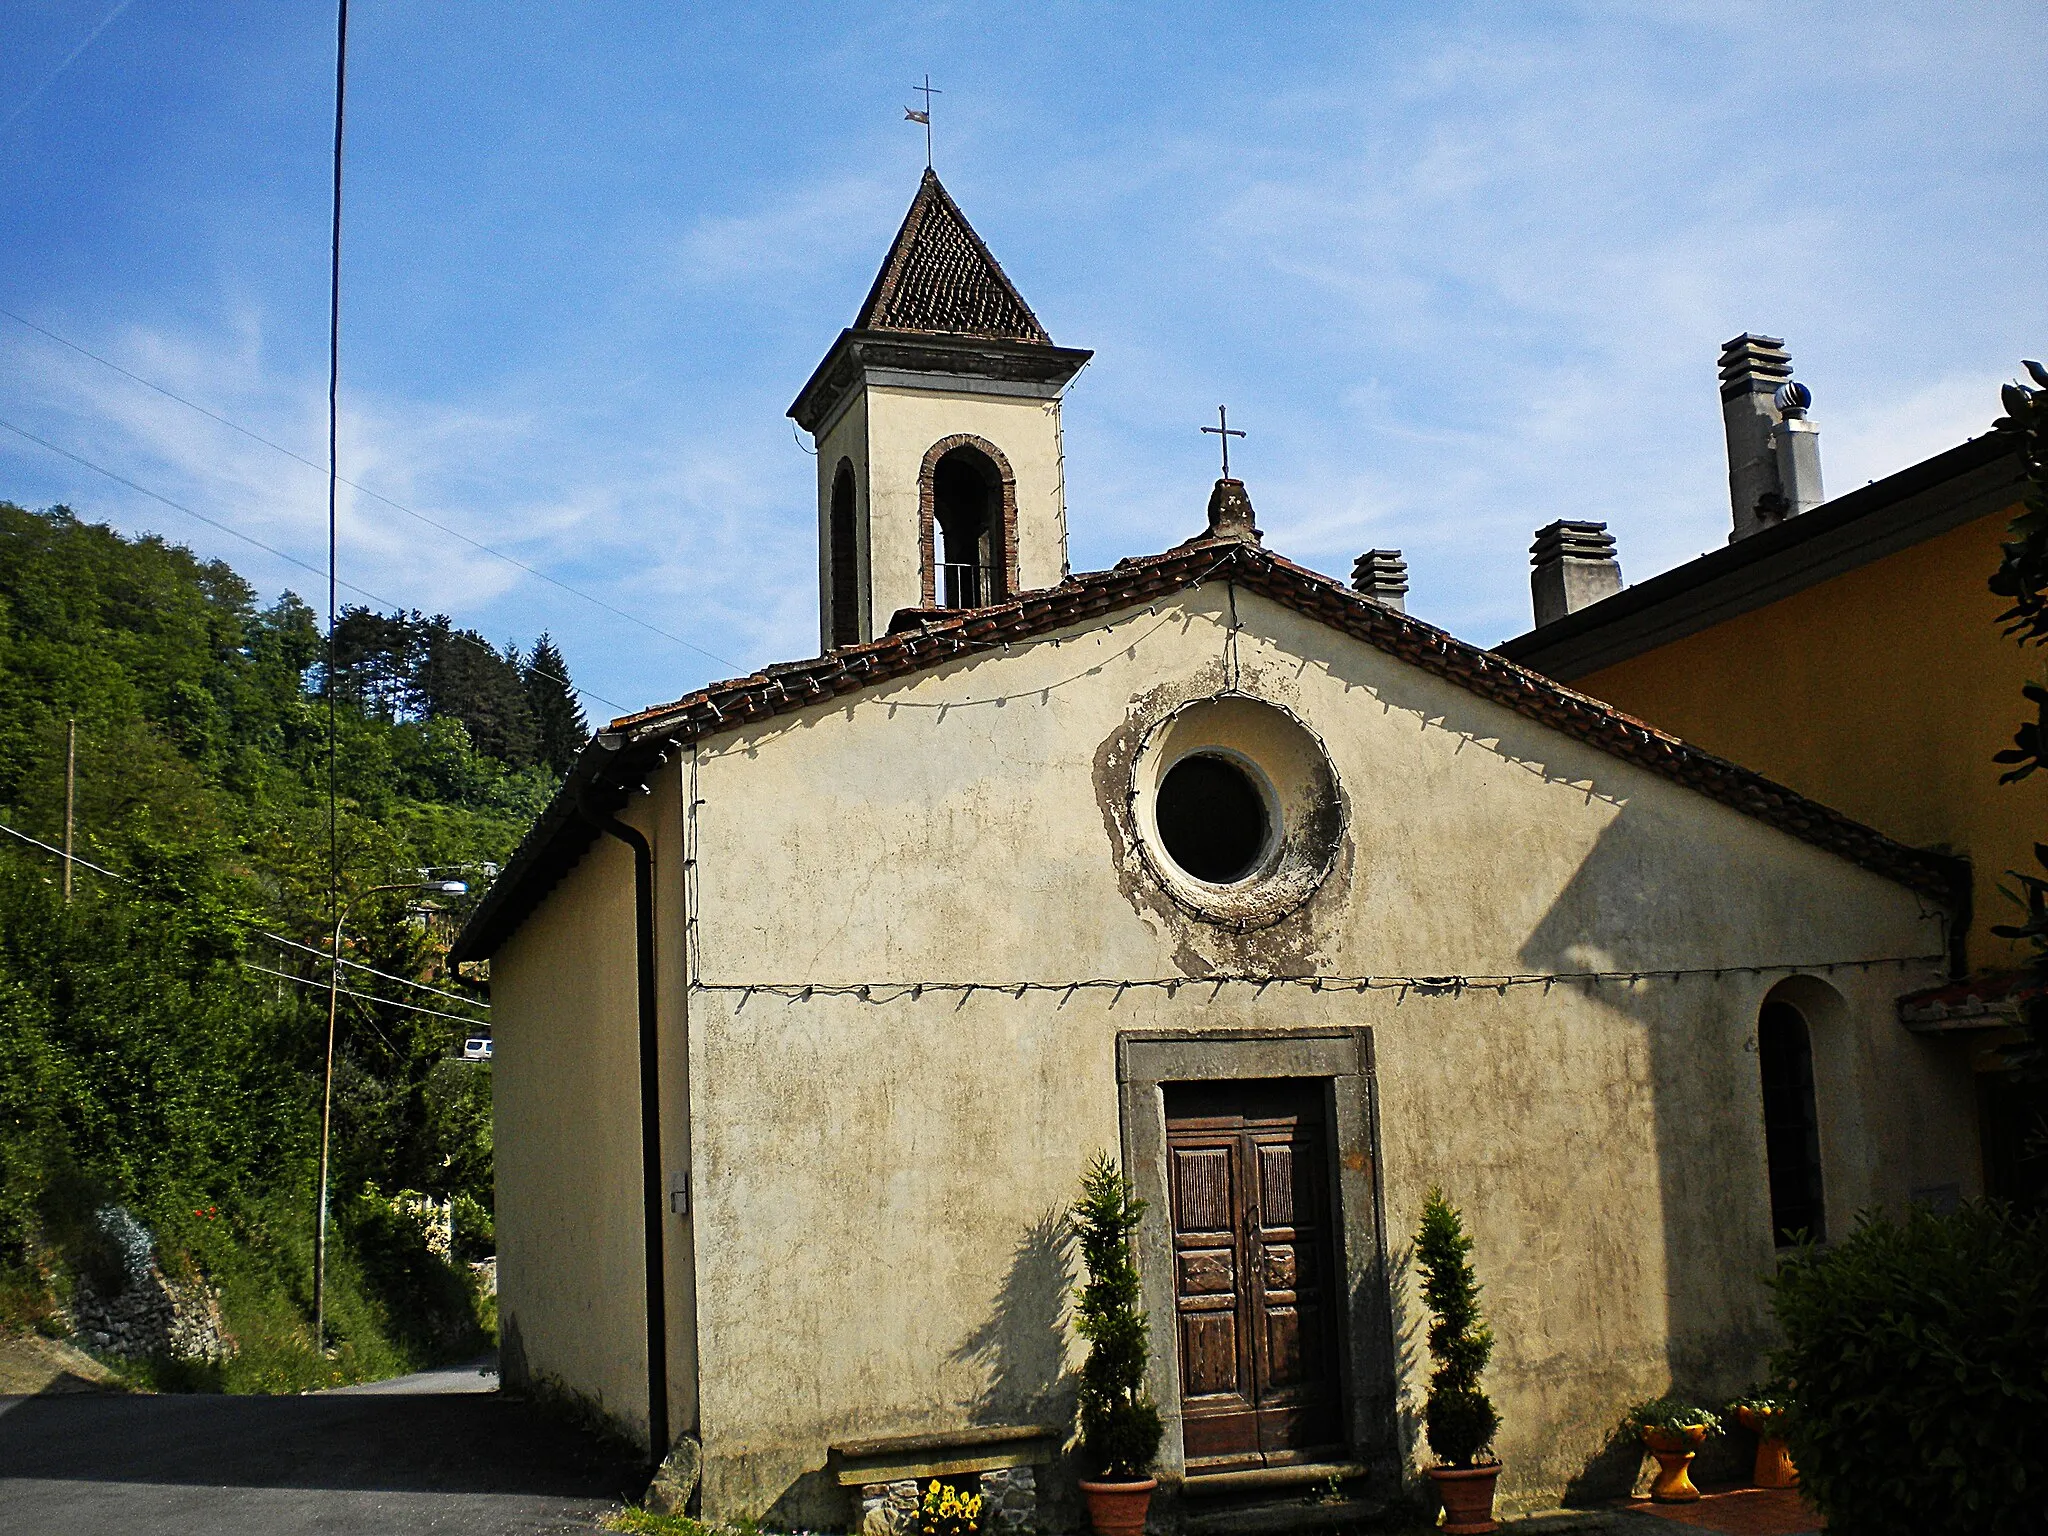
[0,498,574,1384]
[1415,1188,1498,1468]
[523,632,587,775]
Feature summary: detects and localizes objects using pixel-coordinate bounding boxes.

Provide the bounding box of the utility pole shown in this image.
[314,877,466,1351]
[62,718,75,904]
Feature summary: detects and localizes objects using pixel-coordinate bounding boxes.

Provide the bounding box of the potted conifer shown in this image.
[1416,1188,1502,1535]
[1070,1153,1163,1536]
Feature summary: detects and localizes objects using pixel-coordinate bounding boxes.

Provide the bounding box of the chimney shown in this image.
[1530,521,1622,628]
[1351,549,1408,611]
[1771,381,1824,517]
[1203,478,1262,544]
[1719,333,1823,540]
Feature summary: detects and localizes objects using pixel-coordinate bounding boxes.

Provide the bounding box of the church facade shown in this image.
[453,173,1981,1525]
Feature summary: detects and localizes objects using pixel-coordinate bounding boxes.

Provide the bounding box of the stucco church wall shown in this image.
[492,808,665,1444]
[661,584,1968,1519]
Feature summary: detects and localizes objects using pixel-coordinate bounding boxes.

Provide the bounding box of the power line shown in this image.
[246,961,488,1029]
[0,414,629,714]
[0,819,487,1011]
[0,307,743,674]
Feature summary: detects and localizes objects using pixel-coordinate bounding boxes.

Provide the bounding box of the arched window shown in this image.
[829,460,858,648]
[1758,999,1826,1246]
[932,445,1004,608]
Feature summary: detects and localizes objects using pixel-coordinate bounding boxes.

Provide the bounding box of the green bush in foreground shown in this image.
[1769,1201,2047,1535]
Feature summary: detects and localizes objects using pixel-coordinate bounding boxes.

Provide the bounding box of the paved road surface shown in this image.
[0,1355,645,1535]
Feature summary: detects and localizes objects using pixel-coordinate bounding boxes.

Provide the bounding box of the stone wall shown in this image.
[67,1205,235,1363]
[71,1263,234,1363]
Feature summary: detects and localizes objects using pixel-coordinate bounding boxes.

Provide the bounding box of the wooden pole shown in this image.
[62,718,75,904]
[314,900,344,1352]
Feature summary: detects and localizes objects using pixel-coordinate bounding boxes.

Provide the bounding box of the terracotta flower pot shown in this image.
[1427,1462,1502,1535]
[1734,1407,1798,1488]
[1079,1477,1156,1536]
[1642,1425,1706,1502]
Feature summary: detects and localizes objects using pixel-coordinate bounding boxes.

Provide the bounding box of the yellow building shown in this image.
[1499,345,2037,1197]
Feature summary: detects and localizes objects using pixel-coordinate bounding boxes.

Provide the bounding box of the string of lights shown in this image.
[691,953,1947,1008]
[692,559,1241,749]
[0,818,487,1012]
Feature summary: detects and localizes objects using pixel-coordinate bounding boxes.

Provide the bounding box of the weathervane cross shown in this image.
[1201,405,1246,478]
[905,75,942,168]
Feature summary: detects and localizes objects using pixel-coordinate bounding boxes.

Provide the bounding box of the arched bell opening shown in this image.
[933,446,1003,608]
[919,435,1016,609]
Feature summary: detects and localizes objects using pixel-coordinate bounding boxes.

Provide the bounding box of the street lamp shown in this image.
[314,878,468,1351]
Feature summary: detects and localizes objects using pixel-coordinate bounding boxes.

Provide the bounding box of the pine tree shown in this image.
[417,619,537,768]
[523,633,587,776]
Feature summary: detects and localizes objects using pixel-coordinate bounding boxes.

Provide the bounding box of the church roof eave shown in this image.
[787,329,1093,435]
[451,540,1968,966]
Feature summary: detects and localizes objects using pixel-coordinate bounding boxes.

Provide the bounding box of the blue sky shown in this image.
[3,2,2043,720]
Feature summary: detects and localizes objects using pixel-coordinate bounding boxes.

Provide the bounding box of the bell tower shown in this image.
[789,170,1092,649]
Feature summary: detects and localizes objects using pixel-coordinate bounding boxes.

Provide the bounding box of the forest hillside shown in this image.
[0,498,582,1390]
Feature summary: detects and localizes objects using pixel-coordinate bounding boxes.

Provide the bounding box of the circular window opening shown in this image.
[1155,753,1271,884]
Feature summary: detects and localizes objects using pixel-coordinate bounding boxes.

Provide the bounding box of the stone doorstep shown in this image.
[1177,1461,1371,1498]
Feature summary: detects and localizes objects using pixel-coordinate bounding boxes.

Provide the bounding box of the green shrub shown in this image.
[1415,1188,1498,1468]
[341,1186,486,1362]
[1768,1201,2048,1534]
[1622,1398,1721,1438]
[1069,1152,1163,1480]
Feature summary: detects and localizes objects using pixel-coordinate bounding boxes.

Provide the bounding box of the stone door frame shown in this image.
[1115,1027,1395,1482]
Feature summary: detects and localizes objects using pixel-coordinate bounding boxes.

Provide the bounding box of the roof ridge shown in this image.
[852,169,1050,344]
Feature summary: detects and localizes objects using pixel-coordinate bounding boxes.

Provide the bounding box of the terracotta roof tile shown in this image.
[853,169,1050,343]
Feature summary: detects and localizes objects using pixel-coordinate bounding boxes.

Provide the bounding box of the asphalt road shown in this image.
[0,1357,647,1535]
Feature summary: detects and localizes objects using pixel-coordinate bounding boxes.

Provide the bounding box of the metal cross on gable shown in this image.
[904,75,942,168]
[1201,405,1246,478]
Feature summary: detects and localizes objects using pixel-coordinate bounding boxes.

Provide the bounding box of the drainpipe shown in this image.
[578,752,668,1466]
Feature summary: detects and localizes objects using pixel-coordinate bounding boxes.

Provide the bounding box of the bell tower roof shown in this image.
[789,172,1090,434]
[854,168,1050,343]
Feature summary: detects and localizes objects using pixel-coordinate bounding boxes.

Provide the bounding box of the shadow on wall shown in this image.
[1381,1240,1423,1475]
[499,1314,529,1394]
[758,1209,1080,1533]
[1517,809,1869,1501]
[949,1205,1078,1430]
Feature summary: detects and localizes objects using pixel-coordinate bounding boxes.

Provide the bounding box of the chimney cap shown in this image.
[1774,380,1812,419]
[1351,548,1409,610]
[1529,520,1618,564]
[1718,333,1794,400]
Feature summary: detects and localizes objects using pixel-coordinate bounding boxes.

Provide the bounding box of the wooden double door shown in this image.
[1165,1078,1344,1469]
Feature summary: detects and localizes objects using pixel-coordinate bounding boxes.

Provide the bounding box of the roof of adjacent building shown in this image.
[451,529,1967,963]
[1897,968,2042,1031]
[854,168,1050,344]
[1497,430,2025,681]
